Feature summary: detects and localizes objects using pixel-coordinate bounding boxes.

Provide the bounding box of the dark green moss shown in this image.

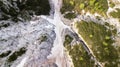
[64,34,95,67]
[7,47,26,62]
[0,51,11,58]
[25,0,50,15]
[64,35,73,45]
[109,8,120,21]
[64,13,76,19]
[41,35,48,42]
[0,0,51,22]
[0,23,10,29]
[60,0,75,14]
[105,22,113,28]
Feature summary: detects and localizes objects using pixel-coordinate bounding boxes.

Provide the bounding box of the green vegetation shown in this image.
[109,1,115,8]
[41,35,47,42]
[89,34,93,38]
[64,35,95,67]
[0,0,50,21]
[60,0,74,14]
[0,23,10,28]
[64,13,76,20]
[7,47,26,62]
[109,8,120,21]
[75,21,119,67]
[61,0,108,16]
[79,3,85,9]
[0,51,11,58]
[68,44,95,67]
[64,35,73,49]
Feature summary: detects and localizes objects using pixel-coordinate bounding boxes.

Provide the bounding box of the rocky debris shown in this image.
[0,18,57,67]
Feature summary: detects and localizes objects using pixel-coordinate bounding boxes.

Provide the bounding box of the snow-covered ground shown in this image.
[0,18,56,67]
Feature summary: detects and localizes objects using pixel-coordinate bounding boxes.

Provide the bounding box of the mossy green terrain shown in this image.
[109,8,120,21]
[61,0,108,18]
[64,35,95,67]
[75,21,119,67]
[64,13,77,20]
[109,1,115,8]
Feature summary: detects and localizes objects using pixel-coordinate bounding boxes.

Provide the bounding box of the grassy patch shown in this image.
[64,35,95,67]
[69,44,95,67]
[75,21,119,67]
[60,0,75,14]
[64,13,76,20]
[109,1,115,8]
[64,35,73,49]
[61,0,108,16]
[109,8,120,21]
